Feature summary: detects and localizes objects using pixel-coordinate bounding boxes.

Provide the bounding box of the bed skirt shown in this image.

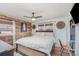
[16,45,48,56]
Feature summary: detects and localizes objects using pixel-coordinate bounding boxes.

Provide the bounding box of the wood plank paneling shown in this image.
[0,14,32,42]
[15,20,32,39]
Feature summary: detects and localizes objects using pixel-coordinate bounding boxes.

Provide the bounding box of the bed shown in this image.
[0,40,15,56]
[15,32,55,56]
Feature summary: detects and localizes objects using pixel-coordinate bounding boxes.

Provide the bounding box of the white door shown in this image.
[75,25,79,56]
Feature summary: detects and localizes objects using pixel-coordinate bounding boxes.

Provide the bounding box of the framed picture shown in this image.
[21,22,27,32]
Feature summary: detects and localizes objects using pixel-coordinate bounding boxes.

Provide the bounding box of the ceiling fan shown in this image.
[23,12,42,20]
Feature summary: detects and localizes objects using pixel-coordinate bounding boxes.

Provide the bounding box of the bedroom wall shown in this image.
[0,19,13,43]
[51,16,71,46]
[0,15,32,42]
[15,20,32,39]
[32,15,71,46]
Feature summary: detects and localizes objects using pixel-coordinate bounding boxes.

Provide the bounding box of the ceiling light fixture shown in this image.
[32,18,36,20]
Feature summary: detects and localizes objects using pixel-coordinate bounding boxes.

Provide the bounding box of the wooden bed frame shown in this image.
[16,31,54,56]
[16,44,48,56]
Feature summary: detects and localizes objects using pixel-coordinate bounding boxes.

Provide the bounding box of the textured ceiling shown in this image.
[0,3,74,21]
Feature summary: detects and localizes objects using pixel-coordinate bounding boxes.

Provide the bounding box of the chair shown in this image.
[59,40,73,56]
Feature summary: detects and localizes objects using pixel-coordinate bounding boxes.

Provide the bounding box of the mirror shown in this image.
[21,22,27,32]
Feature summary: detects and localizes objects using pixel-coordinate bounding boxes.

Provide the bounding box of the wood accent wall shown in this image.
[0,19,13,43]
[0,19,13,25]
[15,20,32,39]
[0,15,32,43]
[0,36,13,43]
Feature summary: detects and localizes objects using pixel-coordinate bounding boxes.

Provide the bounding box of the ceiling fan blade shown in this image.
[35,16,42,18]
[23,16,32,18]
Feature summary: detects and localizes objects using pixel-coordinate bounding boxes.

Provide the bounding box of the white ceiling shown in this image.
[0,3,74,21]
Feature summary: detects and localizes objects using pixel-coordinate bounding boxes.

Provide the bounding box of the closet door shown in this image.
[70,25,75,56]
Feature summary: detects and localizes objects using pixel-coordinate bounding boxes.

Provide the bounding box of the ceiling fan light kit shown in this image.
[32,18,36,20]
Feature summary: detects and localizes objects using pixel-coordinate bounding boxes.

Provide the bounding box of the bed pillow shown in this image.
[44,32,54,37]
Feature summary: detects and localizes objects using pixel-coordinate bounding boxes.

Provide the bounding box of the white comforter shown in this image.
[0,40,12,53]
[15,35,55,55]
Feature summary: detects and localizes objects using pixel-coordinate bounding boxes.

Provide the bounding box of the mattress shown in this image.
[0,40,12,53]
[15,35,55,55]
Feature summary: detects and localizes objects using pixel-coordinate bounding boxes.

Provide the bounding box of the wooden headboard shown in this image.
[36,30,53,32]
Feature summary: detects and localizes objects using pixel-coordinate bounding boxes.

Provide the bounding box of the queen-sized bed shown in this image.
[15,31,55,56]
